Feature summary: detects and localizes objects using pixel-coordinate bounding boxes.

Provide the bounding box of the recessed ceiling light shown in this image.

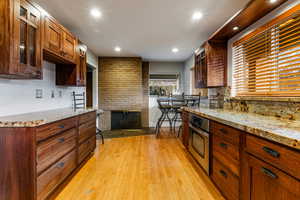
[192,11,203,21]
[90,8,102,18]
[233,26,239,31]
[172,48,179,53]
[269,0,278,3]
[114,46,121,52]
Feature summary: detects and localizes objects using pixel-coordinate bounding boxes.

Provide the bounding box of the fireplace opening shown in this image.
[111,111,142,130]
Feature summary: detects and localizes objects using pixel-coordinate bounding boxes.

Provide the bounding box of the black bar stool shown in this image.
[155,98,172,137]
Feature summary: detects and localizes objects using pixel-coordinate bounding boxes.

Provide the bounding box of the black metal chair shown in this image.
[73,92,85,110]
[96,110,104,144]
[170,98,187,136]
[155,98,173,137]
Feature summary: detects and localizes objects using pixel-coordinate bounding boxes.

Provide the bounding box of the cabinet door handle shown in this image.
[219,128,228,134]
[261,167,278,179]
[219,170,227,178]
[56,162,65,168]
[219,142,228,149]
[59,125,65,129]
[262,146,280,158]
[58,138,65,143]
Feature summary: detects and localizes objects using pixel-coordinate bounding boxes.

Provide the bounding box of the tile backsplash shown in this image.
[223,87,300,120]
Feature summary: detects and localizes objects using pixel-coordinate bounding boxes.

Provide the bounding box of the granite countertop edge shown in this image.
[182,107,300,151]
[0,108,97,128]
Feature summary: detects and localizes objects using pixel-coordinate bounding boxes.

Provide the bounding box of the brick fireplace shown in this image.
[98,57,149,130]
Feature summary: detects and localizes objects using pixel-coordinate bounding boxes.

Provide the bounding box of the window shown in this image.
[232,6,300,97]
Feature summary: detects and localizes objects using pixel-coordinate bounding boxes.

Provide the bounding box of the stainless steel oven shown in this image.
[188,114,210,174]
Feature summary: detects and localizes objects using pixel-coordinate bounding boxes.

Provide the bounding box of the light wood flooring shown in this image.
[55,130,224,200]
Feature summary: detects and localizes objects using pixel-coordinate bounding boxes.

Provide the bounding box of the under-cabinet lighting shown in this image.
[233,26,239,31]
[269,0,278,3]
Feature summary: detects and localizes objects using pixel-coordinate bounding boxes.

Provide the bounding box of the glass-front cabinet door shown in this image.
[15,0,42,78]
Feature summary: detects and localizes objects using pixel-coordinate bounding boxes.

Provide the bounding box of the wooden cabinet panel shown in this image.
[37,150,76,200]
[245,134,300,179]
[44,16,63,56]
[36,117,76,142]
[79,111,96,125]
[181,111,189,147]
[78,120,96,144]
[205,41,227,87]
[0,0,42,79]
[62,31,76,62]
[211,157,239,200]
[210,121,241,145]
[37,128,76,175]
[212,134,240,176]
[242,154,300,200]
[78,136,96,164]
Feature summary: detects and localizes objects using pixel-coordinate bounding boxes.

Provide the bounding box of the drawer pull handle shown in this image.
[219,143,228,149]
[59,125,65,129]
[261,167,278,179]
[219,170,227,178]
[262,146,280,158]
[219,128,228,134]
[57,162,65,168]
[58,138,65,143]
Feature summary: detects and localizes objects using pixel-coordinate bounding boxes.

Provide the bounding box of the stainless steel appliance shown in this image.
[188,114,210,174]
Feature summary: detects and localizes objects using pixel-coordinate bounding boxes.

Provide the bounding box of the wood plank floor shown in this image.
[55,130,225,200]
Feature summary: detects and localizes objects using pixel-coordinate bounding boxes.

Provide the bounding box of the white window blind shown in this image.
[232,8,300,97]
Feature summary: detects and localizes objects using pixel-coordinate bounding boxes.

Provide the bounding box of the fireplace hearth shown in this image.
[111,111,142,130]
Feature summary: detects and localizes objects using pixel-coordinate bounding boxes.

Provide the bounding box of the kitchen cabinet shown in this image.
[44,15,76,64]
[56,41,87,86]
[210,121,241,200]
[181,111,190,148]
[0,0,42,79]
[242,154,300,200]
[0,111,96,200]
[194,41,227,88]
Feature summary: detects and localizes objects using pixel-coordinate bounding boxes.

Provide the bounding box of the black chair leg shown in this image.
[97,128,104,144]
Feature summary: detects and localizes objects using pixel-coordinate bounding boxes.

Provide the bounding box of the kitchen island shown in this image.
[0,108,97,200]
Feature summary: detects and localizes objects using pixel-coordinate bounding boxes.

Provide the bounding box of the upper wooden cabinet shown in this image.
[194,41,227,88]
[43,16,76,64]
[56,41,87,86]
[0,0,42,79]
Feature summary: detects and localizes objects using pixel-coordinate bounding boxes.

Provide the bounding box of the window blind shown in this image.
[232,8,300,97]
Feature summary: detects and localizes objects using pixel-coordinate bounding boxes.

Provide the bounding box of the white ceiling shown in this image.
[35,0,249,61]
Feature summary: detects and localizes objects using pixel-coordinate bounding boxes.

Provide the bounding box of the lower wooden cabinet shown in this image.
[0,111,96,200]
[37,150,77,200]
[242,154,300,200]
[211,158,239,200]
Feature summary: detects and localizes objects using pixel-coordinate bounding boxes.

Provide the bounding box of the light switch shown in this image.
[36,89,43,99]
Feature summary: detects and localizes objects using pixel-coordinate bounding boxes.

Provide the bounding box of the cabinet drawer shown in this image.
[245,154,300,200]
[213,134,240,176]
[36,118,76,142]
[37,128,76,175]
[37,150,76,200]
[79,111,96,125]
[211,157,239,200]
[78,136,96,164]
[246,134,300,179]
[78,120,96,144]
[210,121,241,145]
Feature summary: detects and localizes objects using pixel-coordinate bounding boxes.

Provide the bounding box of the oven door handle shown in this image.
[189,124,209,138]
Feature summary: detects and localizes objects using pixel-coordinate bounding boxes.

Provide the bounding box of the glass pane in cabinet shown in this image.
[20,6,27,18]
[20,21,27,64]
[29,26,36,66]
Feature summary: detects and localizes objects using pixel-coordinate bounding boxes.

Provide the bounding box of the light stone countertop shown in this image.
[0,108,97,128]
[182,107,300,150]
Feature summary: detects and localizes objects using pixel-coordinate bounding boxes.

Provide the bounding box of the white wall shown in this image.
[0,61,85,117]
[227,0,300,87]
[183,55,194,95]
[149,61,185,93]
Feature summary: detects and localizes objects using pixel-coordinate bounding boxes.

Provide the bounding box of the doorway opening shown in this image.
[86,64,95,108]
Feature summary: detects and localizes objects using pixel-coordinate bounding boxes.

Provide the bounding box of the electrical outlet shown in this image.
[51,90,55,98]
[36,89,43,99]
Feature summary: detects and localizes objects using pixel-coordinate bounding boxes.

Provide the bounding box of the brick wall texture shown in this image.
[99,57,149,129]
